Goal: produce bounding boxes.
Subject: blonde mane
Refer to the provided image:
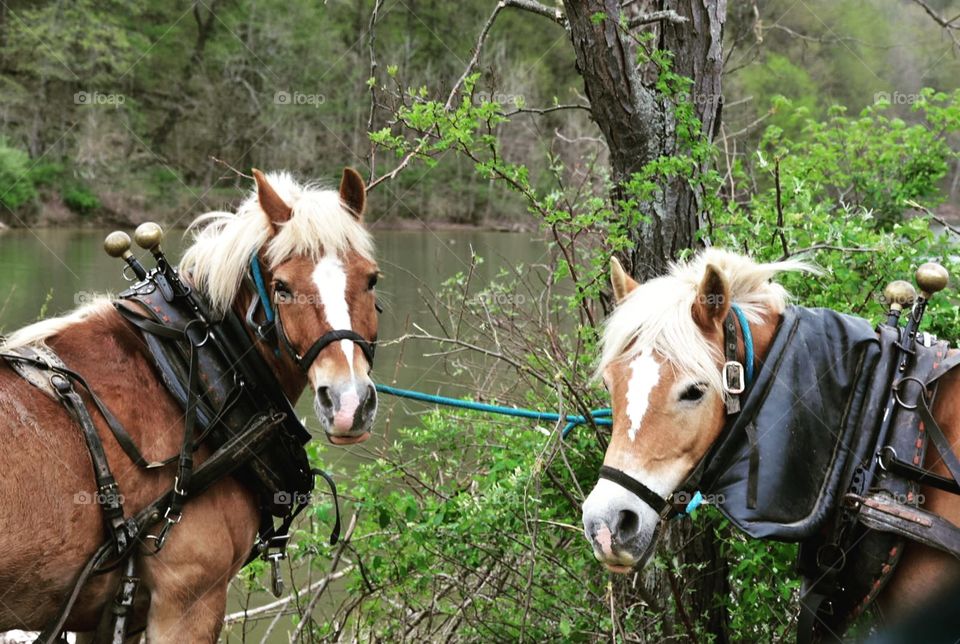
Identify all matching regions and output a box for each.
[2,171,373,350]
[597,249,812,392]
[180,171,373,316]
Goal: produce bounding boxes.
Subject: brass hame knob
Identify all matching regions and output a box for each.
[915,262,949,297]
[134,222,164,252]
[883,280,917,310]
[104,231,133,258]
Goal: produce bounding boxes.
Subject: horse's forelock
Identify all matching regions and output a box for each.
[596,249,810,391]
[180,172,374,316]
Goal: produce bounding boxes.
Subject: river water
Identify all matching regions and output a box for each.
[0,225,551,640]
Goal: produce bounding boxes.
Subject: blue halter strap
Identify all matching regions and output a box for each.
[250,254,275,323]
[730,303,754,386]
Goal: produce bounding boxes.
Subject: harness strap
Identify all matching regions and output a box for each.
[34,411,287,644]
[598,465,673,517]
[916,394,960,490]
[851,492,960,559]
[3,350,155,469]
[48,373,136,555]
[880,451,960,495]
[722,305,753,415]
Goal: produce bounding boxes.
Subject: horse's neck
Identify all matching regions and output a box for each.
[743,310,782,370]
[230,291,307,403]
[46,303,145,368]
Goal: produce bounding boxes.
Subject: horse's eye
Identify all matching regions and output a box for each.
[367,273,379,290]
[679,384,707,403]
[274,281,293,303]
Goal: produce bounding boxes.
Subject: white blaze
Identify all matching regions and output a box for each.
[625,349,660,441]
[312,255,355,377]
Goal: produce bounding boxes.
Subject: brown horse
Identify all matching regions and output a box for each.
[0,169,379,641]
[582,249,960,635]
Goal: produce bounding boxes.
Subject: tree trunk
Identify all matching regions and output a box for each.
[562,1,730,640]
[563,0,725,280]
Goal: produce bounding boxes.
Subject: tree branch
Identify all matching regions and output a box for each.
[627,9,688,29]
[912,0,960,50]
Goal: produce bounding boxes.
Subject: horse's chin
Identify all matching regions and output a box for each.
[604,563,634,574]
[326,431,371,446]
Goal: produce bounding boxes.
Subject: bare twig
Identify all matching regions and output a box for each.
[287,513,359,642]
[627,9,688,28]
[772,159,789,258]
[779,244,878,261]
[503,103,592,117]
[210,156,253,180]
[912,0,960,50]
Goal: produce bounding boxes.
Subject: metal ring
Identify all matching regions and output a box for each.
[892,375,929,411]
[877,445,897,471]
[121,264,137,282]
[815,543,847,572]
[183,319,210,347]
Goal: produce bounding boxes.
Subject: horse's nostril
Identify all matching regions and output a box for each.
[361,384,377,414]
[316,386,333,410]
[616,509,641,540]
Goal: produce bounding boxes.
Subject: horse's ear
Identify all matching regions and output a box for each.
[252,168,292,230]
[692,263,731,330]
[339,167,366,220]
[610,256,639,303]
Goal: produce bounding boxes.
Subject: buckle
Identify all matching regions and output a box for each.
[723,361,745,394]
[146,507,183,552]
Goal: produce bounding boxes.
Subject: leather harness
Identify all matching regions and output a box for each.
[596,303,960,642]
[3,251,373,643]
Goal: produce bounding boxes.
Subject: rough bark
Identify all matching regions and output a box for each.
[563,0,725,279]
[563,1,730,640]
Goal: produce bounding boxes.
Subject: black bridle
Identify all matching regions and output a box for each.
[598,305,753,518]
[246,254,377,372]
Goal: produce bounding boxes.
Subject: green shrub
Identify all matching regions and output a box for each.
[0,140,37,211]
[62,183,101,215]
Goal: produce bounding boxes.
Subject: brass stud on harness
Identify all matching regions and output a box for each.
[134,222,164,257]
[883,280,916,312]
[104,231,148,281]
[104,231,133,259]
[915,262,949,298]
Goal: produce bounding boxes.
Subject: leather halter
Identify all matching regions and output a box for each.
[598,305,754,517]
[247,254,377,372]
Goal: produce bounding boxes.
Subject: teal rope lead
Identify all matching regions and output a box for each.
[374,383,611,439]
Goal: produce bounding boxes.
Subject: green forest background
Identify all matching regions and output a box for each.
[1,0,959,227]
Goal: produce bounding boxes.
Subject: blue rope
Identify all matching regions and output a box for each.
[374,383,611,439]
[730,304,754,385]
[250,255,275,323]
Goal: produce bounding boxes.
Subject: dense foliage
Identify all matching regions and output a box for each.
[0,0,958,225]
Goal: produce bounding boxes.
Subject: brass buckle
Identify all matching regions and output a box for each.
[723,361,745,394]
